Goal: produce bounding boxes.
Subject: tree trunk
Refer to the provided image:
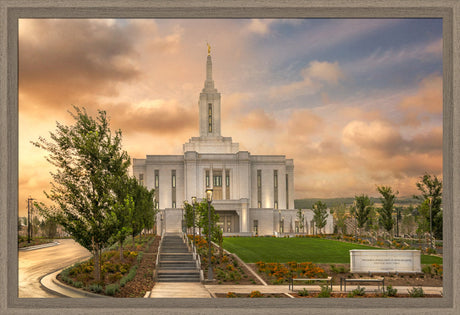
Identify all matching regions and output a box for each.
[119,240,124,262]
[94,247,101,282]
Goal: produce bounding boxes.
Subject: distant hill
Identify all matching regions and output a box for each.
[294,196,420,209]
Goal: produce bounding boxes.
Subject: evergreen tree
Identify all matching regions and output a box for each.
[377,185,398,237]
[352,195,373,236]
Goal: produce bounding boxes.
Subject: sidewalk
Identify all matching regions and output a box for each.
[148,282,212,298]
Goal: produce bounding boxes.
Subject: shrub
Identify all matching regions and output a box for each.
[227,292,237,298]
[422,265,432,275]
[108,272,123,283]
[348,286,365,297]
[137,252,144,263]
[432,264,443,277]
[120,265,138,287]
[73,281,83,288]
[384,285,397,297]
[298,288,309,297]
[408,287,424,297]
[88,284,103,293]
[330,264,347,274]
[317,285,332,298]
[105,283,120,296]
[249,290,263,298]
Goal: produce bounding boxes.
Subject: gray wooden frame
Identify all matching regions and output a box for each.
[1,1,458,314]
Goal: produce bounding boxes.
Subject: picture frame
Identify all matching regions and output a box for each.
[1,1,458,314]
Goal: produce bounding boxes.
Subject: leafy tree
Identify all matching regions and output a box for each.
[183,201,195,235]
[351,195,373,236]
[109,195,134,261]
[42,217,58,239]
[296,209,305,233]
[196,200,220,243]
[413,173,443,239]
[122,177,156,240]
[215,227,224,258]
[32,216,41,238]
[313,201,328,234]
[32,106,131,281]
[377,186,398,237]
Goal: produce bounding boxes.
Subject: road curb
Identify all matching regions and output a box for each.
[41,268,109,298]
[19,241,60,251]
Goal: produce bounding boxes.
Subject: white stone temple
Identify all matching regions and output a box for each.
[133,48,333,236]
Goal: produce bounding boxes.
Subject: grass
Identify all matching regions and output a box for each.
[222,237,442,264]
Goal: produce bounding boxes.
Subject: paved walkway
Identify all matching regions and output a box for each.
[148,282,212,298]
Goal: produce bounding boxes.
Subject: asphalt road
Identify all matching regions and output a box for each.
[18,239,91,298]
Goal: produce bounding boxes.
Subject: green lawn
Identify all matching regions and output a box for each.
[222,237,442,265]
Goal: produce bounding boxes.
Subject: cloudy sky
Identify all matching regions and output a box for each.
[18,18,443,216]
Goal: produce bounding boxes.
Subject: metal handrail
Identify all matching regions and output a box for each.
[153,230,164,282]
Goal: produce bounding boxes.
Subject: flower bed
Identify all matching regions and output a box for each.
[58,234,158,296]
[254,261,327,284]
[189,235,262,285]
[215,292,289,298]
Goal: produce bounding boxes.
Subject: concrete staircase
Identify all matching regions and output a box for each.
[157,233,201,283]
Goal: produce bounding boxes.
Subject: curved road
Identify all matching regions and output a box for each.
[19,239,91,298]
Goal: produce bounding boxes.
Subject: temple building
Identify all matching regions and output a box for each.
[133,48,333,236]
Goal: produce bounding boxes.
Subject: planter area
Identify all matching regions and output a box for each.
[57,234,160,297]
[190,235,263,285]
[248,262,442,287]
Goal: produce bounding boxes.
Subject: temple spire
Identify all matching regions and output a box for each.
[199,46,220,137]
[204,44,214,90]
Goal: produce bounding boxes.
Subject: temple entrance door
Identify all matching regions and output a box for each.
[213,172,223,200]
[216,211,239,233]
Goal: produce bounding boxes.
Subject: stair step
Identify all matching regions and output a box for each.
[156,234,200,283]
[157,278,200,282]
[158,271,200,276]
[160,262,196,266]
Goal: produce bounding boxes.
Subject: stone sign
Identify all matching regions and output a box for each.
[350,250,421,273]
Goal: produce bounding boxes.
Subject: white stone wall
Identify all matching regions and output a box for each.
[249,155,293,210]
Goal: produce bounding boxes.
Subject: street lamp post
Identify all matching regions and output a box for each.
[428,196,433,250]
[206,188,213,281]
[153,196,157,235]
[191,196,197,246]
[27,197,35,244]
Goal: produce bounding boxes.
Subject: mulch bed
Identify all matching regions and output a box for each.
[115,236,160,297]
[292,293,442,298]
[215,293,289,298]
